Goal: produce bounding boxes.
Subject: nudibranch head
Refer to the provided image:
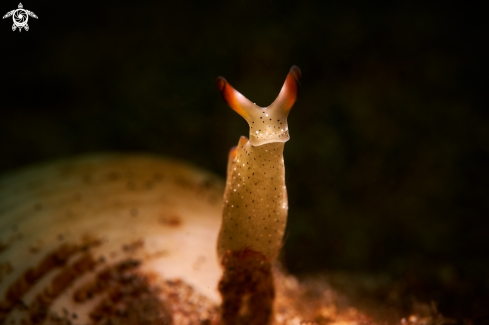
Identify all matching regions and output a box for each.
[216,66,301,146]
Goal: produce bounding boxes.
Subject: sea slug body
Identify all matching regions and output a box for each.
[215,66,301,325]
[216,66,301,260]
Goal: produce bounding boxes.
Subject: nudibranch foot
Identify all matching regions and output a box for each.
[218,248,274,325]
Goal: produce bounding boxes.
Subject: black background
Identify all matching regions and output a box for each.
[1,0,487,321]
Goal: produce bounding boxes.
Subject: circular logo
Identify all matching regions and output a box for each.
[13,9,28,27]
[3,3,38,32]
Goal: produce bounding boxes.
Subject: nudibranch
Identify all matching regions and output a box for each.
[216,66,301,325]
[216,66,301,260]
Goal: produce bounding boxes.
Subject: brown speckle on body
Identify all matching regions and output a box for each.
[28,245,40,255]
[106,171,121,181]
[158,215,182,227]
[0,241,8,254]
[0,262,13,284]
[122,239,144,253]
[153,172,164,182]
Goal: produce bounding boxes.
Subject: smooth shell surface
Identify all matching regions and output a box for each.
[0,154,224,324]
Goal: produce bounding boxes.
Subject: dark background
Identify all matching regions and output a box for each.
[1,0,487,321]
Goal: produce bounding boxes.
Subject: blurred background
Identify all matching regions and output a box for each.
[1,0,487,321]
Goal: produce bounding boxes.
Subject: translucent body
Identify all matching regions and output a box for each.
[217,138,287,259]
[216,66,301,260]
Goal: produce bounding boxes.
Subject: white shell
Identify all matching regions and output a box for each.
[0,154,224,324]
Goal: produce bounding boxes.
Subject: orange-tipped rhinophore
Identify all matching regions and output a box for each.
[216,66,301,146]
